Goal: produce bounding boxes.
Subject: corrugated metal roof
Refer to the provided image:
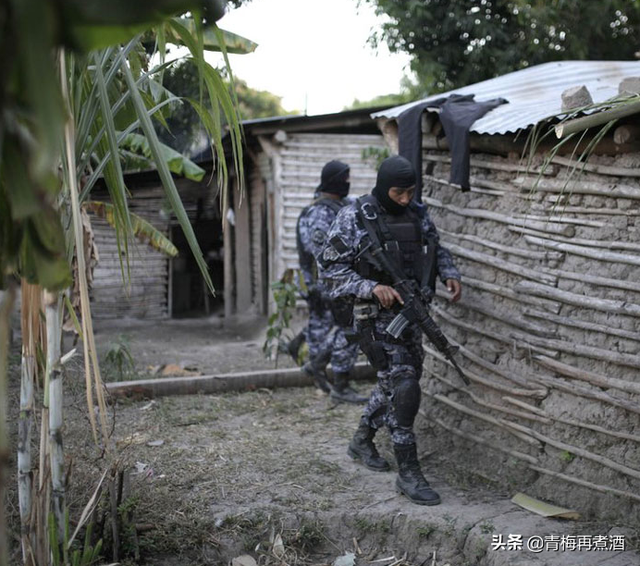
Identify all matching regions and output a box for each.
[371,60,640,135]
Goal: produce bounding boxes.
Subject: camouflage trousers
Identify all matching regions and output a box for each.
[306,303,359,374]
[359,315,424,445]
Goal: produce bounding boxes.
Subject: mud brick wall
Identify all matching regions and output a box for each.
[418,148,640,520]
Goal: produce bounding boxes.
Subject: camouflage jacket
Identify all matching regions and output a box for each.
[297,196,352,289]
[319,199,460,300]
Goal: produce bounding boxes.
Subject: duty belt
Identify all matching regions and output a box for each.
[353,302,379,320]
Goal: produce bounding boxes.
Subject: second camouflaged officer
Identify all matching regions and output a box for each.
[296,160,367,404]
[318,155,461,505]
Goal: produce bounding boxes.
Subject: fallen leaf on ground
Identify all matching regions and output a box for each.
[231,555,258,566]
[511,492,581,520]
[333,551,356,566]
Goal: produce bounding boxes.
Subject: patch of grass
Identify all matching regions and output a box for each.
[479,520,495,534]
[353,516,391,535]
[416,523,437,539]
[287,518,325,553]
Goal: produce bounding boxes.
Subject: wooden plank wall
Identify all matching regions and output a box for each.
[90,189,170,319]
[417,144,640,519]
[274,133,388,281]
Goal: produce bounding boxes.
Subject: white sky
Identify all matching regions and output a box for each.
[207,0,413,115]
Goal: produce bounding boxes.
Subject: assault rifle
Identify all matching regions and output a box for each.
[370,245,469,385]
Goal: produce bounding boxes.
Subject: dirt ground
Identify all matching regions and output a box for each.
[5,313,640,565]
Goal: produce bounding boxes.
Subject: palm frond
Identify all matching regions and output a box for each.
[86,201,178,257]
[121,56,215,294]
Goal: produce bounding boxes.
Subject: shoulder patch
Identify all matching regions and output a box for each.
[312,229,326,246]
[322,246,340,262]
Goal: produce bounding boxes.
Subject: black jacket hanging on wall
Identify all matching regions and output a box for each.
[397,94,507,196]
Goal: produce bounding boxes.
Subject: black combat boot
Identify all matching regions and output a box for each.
[330,372,368,404]
[347,422,390,471]
[303,359,331,393]
[393,443,441,506]
[286,331,306,365]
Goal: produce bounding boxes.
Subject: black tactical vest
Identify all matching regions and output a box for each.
[354,195,428,286]
[296,197,346,278]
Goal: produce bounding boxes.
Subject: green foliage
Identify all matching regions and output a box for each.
[103,334,136,381]
[158,60,294,155]
[362,0,640,92]
[361,146,391,170]
[49,510,103,566]
[263,269,300,365]
[560,450,576,463]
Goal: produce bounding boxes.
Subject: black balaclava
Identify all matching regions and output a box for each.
[317,160,350,197]
[372,155,416,215]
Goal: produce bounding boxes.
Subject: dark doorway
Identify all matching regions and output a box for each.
[170,199,224,318]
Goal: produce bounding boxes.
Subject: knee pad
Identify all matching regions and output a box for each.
[392,374,421,428]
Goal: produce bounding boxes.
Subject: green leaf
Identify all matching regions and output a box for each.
[121,57,214,295]
[86,201,178,257]
[165,19,258,54]
[121,132,205,181]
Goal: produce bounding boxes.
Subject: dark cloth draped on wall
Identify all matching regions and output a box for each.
[397,94,507,197]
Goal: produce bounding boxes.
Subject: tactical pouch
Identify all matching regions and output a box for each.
[330,296,355,326]
[362,340,389,371]
[354,317,388,371]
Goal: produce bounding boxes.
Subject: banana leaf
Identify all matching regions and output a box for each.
[121,132,206,181]
[86,201,178,257]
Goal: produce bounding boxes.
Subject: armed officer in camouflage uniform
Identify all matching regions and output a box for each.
[318,155,462,505]
[296,160,367,404]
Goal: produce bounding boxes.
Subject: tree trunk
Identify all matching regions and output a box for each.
[0,284,16,566]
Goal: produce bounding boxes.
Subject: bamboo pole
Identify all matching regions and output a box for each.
[511,213,605,228]
[509,226,640,264]
[0,284,16,566]
[534,355,640,396]
[425,196,576,238]
[505,420,640,482]
[18,282,41,565]
[425,414,539,465]
[423,344,548,399]
[555,100,640,138]
[426,175,506,197]
[426,369,551,424]
[422,152,552,175]
[424,390,542,448]
[524,309,640,344]
[105,362,376,399]
[531,373,640,417]
[44,290,65,545]
[550,154,640,178]
[444,242,558,286]
[515,280,640,317]
[529,203,639,216]
[435,302,640,368]
[435,289,554,338]
[513,176,640,199]
[432,305,560,358]
[440,229,564,261]
[453,341,548,397]
[613,125,640,145]
[462,276,562,314]
[529,466,640,504]
[524,235,640,266]
[503,396,640,443]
